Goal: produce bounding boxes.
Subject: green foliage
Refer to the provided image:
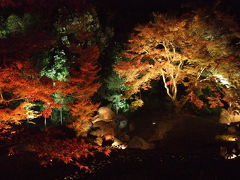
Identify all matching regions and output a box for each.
[104,72,128,92]
[100,72,130,113]
[55,9,113,51]
[97,42,131,113]
[50,108,70,125]
[38,9,105,127]
[56,11,100,34]
[108,94,130,113]
[52,92,74,110]
[0,13,35,38]
[50,91,75,125]
[111,43,130,64]
[40,49,69,81]
[6,14,23,32]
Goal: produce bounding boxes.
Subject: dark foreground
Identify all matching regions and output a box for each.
[0,146,240,180]
[1,113,239,180]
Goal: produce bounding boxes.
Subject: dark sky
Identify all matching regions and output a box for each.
[92,0,184,41]
[92,0,240,42]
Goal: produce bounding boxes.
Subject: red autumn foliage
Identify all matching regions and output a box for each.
[0,60,62,132]
[6,128,111,171]
[0,0,107,172]
[188,92,204,109]
[0,0,101,137]
[53,27,101,135]
[30,137,109,171]
[41,108,53,119]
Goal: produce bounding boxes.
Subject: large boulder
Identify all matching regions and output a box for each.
[219,109,240,125]
[90,106,130,148]
[92,106,115,123]
[90,120,128,148]
[90,107,117,142]
[90,120,117,139]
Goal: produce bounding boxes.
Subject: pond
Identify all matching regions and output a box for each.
[1,113,240,180]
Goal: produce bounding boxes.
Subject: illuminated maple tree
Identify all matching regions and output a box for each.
[0,0,101,131]
[0,60,62,132]
[114,11,240,111]
[0,0,109,172]
[59,31,101,136]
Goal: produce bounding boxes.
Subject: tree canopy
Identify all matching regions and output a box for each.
[114,11,240,111]
[0,0,108,170]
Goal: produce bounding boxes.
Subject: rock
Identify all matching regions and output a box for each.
[90,121,116,139]
[111,138,127,149]
[90,121,127,149]
[219,109,240,124]
[127,136,155,150]
[90,107,117,145]
[90,107,132,148]
[92,106,115,123]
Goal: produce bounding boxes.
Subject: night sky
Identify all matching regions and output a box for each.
[92,0,240,42]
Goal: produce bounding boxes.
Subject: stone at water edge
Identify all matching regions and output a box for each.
[127,136,155,150]
[219,109,240,124]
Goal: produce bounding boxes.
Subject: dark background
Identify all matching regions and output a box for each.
[92,0,240,42]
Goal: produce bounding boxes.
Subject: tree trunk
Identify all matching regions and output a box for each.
[44,117,47,127]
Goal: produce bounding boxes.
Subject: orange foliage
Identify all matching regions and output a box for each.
[0,60,62,133]
[0,102,28,123]
[0,7,101,137]
[10,128,111,171]
[56,30,101,135]
[207,93,224,108]
[69,100,99,136]
[114,12,240,110]
[0,0,107,171]
[188,92,204,109]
